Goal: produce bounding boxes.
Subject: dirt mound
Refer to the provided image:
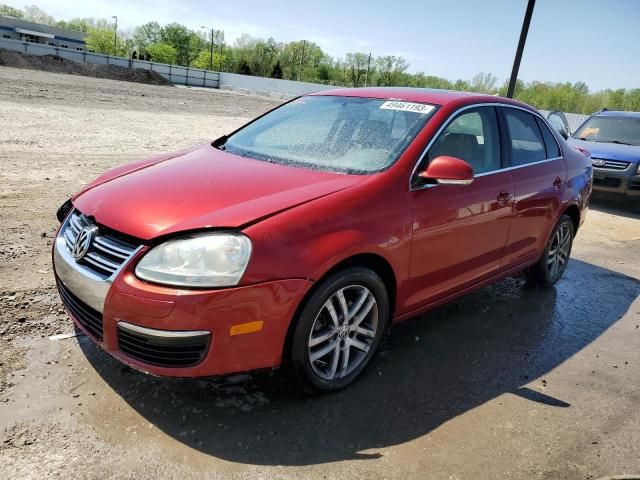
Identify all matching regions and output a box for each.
[0,48,173,86]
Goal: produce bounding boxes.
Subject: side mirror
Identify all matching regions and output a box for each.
[418,156,474,185]
[558,128,569,140]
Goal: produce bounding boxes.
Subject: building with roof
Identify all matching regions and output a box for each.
[0,14,87,51]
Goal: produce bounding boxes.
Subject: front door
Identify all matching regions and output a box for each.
[405,106,514,311]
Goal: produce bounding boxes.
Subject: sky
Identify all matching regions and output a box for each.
[6,0,640,91]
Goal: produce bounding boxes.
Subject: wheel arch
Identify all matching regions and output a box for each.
[281,252,397,367]
[562,203,581,233]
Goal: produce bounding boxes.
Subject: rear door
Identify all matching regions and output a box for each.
[500,106,566,270]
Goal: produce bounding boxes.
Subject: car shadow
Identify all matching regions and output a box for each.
[79,259,640,466]
[589,197,640,220]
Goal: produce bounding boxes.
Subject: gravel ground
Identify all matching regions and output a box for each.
[0,65,639,480]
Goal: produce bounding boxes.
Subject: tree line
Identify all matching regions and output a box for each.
[2,4,639,114]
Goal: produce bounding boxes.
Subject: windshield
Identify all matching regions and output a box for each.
[573,115,640,146]
[221,95,437,174]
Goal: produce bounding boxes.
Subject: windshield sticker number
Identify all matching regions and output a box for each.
[380,101,434,114]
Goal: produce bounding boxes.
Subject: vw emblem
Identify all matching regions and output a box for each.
[72,226,97,261]
[338,325,349,339]
[592,158,606,167]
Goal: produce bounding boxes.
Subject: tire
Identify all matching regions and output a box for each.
[526,214,574,287]
[290,267,390,392]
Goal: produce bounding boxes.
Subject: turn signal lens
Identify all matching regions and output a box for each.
[229,321,264,336]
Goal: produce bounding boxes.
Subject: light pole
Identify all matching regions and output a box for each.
[201,26,214,71]
[112,15,117,56]
[364,52,372,87]
[298,40,306,81]
[506,0,535,98]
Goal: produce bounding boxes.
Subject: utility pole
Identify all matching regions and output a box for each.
[201,27,215,71]
[209,28,214,71]
[364,52,372,87]
[298,40,306,81]
[112,16,117,55]
[219,43,223,71]
[506,0,535,98]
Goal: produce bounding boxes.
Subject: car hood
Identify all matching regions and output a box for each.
[569,138,640,163]
[73,144,367,240]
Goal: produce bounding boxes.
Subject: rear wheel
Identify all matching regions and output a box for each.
[290,267,389,392]
[526,214,574,287]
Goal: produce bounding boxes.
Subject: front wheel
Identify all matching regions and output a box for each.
[526,214,574,287]
[290,267,389,392]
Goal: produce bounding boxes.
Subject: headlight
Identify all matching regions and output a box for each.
[637,163,640,174]
[135,233,252,287]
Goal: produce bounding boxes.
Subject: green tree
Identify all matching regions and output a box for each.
[251,38,278,77]
[160,23,203,66]
[238,60,252,75]
[470,72,498,93]
[191,49,226,70]
[279,40,324,81]
[375,55,408,86]
[22,5,54,24]
[132,21,162,50]
[270,60,284,79]
[452,79,471,91]
[344,52,369,87]
[0,4,25,18]
[146,42,178,64]
[86,27,122,55]
[317,64,330,83]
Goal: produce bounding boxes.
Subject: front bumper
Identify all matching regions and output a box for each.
[592,165,640,199]
[53,218,313,377]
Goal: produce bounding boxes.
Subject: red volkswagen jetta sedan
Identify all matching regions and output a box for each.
[53,88,592,391]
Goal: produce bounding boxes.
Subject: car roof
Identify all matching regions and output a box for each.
[309,87,532,110]
[593,110,640,118]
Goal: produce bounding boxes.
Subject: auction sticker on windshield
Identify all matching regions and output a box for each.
[380,101,435,114]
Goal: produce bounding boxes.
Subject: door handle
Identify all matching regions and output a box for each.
[553,177,563,189]
[497,191,512,207]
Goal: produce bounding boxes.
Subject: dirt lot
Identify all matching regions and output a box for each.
[0,48,172,86]
[1,65,639,480]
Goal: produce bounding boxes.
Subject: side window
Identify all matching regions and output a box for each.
[504,109,546,166]
[428,107,501,174]
[535,117,561,158]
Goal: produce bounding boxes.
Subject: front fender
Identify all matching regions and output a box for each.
[241,175,412,291]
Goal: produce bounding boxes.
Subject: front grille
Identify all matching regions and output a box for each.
[593,177,622,188]
[62,211,140,278]
[57,280,103,340]
[117,325,210,368]
[592,158,630,170]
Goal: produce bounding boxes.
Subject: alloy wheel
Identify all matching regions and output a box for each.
[547,222,571,280]
[307,285,379,380]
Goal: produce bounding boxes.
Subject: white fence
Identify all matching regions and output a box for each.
[0,37,219,87]
[218,72,334,99]
[539,109,589,132]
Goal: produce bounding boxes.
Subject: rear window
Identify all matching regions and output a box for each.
[535,117,561,158]
[504,109,546,166]
[222,96,437,174]
[573,116,640,146]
